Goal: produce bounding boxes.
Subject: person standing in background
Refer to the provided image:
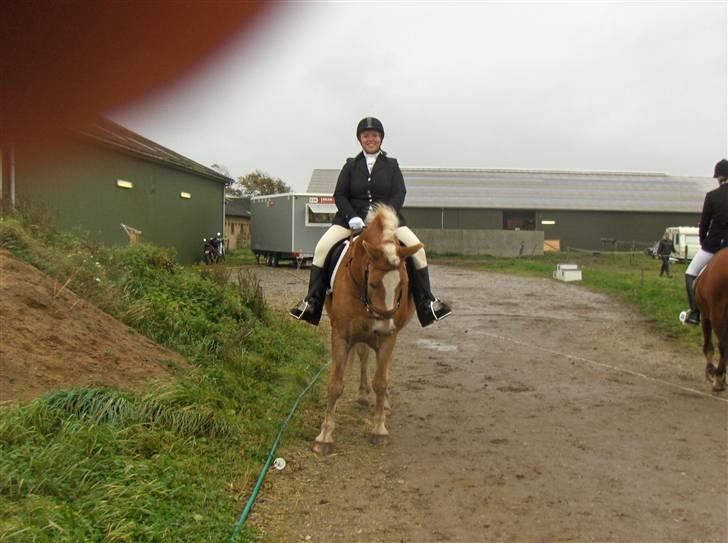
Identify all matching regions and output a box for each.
[656,233,675,277]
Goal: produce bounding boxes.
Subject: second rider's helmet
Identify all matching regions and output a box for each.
[713,159,728,179]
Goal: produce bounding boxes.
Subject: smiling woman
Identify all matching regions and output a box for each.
[289,117,452,328]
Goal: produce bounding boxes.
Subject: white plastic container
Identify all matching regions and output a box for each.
[553,263,582,282]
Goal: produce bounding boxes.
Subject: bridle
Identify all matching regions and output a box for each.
[346,236,405,320]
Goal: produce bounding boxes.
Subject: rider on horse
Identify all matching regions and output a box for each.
[682,158,728,325]
[290,117,452,327]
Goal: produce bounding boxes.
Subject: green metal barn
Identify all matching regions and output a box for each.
[1,118,230,263]
[308,167,714,253]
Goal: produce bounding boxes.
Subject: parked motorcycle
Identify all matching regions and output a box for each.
[210,233,225,262]
[202,237,219,265]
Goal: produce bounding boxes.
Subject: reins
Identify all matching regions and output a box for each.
[346,233,404,320]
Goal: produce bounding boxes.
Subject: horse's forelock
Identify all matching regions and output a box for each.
[366,204,399,241]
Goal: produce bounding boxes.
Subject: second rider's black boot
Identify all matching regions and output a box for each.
[683,274,700,325]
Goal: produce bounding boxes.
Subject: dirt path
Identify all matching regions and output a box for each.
[248,264,727,543]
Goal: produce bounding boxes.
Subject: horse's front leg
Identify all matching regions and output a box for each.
[354,343,371,407]
[313,334,350,455]
[370,335,396,445]
[701,319,716,382]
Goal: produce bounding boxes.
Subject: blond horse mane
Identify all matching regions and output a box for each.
[365,205,400,266]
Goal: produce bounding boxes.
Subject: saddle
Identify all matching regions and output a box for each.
[321,235,414,295]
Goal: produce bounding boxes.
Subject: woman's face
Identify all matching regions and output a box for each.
[359,130,382,154]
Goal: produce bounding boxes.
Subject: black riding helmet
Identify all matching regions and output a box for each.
[356,117,384,139]
[714,159,728,179]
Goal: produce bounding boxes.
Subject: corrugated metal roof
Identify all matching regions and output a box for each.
[75,118,232,184]
[308,167,714,213]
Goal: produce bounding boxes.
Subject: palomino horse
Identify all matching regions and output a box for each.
[695,248,728,392]
[313,205,421,454]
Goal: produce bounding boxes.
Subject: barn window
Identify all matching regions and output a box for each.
[541,220,556,225]
[503,211,536,231]
[116,179,133,189]
[180,192,191,199]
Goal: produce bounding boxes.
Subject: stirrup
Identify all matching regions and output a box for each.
[679,309,700,325]
[289,299,322,325]
[430,299,452,322]
[418,299,452,327]
[289,300,309,320]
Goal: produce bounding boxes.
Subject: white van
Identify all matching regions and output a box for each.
[663,226,700,261]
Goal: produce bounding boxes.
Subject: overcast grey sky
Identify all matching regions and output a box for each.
[112,1,727,191]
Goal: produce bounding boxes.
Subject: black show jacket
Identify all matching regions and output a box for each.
[699,183,728,253]
[332,151,407,228]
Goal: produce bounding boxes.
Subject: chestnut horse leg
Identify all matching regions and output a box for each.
[313,334,350,455]
[354,343,371,407]
[713,316,727,392]
[354,343,392,414]
[702,318,715,382]
[370,335,396,445]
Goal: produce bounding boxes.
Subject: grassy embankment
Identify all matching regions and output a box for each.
[431,251,701,347]
[0,213,327,543]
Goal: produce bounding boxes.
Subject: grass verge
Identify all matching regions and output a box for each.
[0,214,327,542]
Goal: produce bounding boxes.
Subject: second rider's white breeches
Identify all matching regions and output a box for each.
[312,225,428,270]
[685,248,714,276]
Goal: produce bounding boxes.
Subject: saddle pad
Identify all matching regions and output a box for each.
[324,235,359,294]
[327,241,350,293]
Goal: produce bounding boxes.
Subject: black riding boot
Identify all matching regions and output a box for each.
[289,266,326,325]
[410,266,452,327]
[684,274,700,325]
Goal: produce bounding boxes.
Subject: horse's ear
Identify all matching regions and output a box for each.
[362,241,382,260]
[397,243,423,258]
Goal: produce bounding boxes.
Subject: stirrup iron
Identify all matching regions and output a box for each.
[289,300,309,320]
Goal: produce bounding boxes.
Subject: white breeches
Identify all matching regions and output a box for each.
[312,225,428,270]
[685,248,714,276]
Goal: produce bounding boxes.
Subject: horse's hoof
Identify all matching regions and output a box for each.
[712,381,725,392]
[370,433,389,446]
[356,397,370,408]
[384,407,392,416]
[312,441,334,455]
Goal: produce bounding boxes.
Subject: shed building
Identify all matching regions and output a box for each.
[224,196,251,249]
[308,168,714,252]
[2,118,230,263]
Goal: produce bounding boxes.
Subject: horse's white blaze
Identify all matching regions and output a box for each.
[382,243,399,266]
[382,270,400,310]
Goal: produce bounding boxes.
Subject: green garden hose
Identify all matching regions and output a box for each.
[229,361,330,541]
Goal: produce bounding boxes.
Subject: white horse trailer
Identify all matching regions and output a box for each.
[663,226,700,262]
[251,193,337,267]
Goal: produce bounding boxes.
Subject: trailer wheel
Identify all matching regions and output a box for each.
[265,253,273,266]
[271,253,279,267]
